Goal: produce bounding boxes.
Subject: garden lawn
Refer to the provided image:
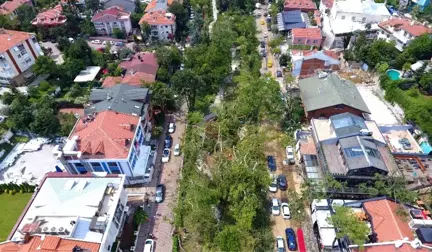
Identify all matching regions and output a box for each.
[0,193,32,241]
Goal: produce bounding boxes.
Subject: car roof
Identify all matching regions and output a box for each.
[175,143,180,148]
[272,198,278,204]
[169,122,174,126]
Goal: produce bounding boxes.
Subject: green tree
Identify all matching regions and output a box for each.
[402,62,412,75]
[32,56,57,76]
[65,39,93,65]
[156,67,170,83]
[86,0,101,13]
[376,62,389,74]
[419,72,432,94]
[30,97,60,136]
[155,46,182,70]
[15,5,36,32]
[279,53,290,67]
[140,21,151,41]
[168,2,189,41]
[79,16,97,36]
[113,28,126,39]
[8,94,34,130]
[171,69,204,109]
[133,206,149,226]
[56,36,71,51]
[327,206,370,247]
[149,81,176,111]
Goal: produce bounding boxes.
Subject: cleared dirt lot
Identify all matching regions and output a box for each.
[357,84,404,125]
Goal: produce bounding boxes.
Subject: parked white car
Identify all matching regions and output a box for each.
[161,148,170,163]
[286,146,295,164]
[144,239,154,252]
[91,40,101,44]
[168,122,176,133]
[276,236,285,252]
[173,144,181,156]
[272,198,280,216]
[281,203,291,219]
[269,174,278,193]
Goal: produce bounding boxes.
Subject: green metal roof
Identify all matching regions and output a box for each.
[299,74,370,114]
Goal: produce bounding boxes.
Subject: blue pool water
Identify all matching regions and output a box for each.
[387,69,401,80]
[420,141,432,155]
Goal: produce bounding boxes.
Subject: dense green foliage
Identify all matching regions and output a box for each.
[327,206,370,247]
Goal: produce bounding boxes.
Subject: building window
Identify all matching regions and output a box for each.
[165,25,168,28]
[297,39,301,42]
[74,163,87,174]
[17,44,27,55]
[313,40,317,43]
[335,104,344,109]
[108,162,122,174]
[91,162,104,172]
[24,57,32,64]
[32,37,37,43]
[341,16,345,20]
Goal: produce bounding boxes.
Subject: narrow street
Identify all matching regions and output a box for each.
[132,106,187,252]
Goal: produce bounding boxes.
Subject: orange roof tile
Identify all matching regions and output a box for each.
[91,6,130,22]
[70,110,139,159]
[379,18,432,37]
[139,9,175,26]
[102,76,123,88]
[0,235,100,252]
[123,71,155,85]
[0,29,32,53]
[284,0,316,10]
[145,0,174,12]
[31,5,67,26]
[353,243,429,252]
[292,28,322,40]
[0,0,31,15]
[363,199,414,242]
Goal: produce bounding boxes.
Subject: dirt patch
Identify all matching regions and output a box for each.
[338,69,375,84]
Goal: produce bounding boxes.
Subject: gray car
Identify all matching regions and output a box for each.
[155,184,165,203]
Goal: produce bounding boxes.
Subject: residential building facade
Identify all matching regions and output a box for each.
[8,172,127,252]
[291,28,322,46]
[31,5,67,27]
[377,17,432,51]
[91,6,132,36]
[298,73,370,119]
[291,50,340,78]
[0,29,43,85]
[139,9,176,41]
[0,0,32,20]
[53,110,154,185]
[321,0,391,49]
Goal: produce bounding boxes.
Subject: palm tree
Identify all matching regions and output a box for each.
[134,206,149,226]
[402,62,412,76]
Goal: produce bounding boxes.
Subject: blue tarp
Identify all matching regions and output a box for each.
[420,141,432,155]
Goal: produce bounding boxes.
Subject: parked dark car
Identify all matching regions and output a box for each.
[267,25,272,31]
[261,50,266,57]
[260,41,266,48]
[164,135,172,148]
[285,228,297,251]
[278,174,287,190]
[277,70,283,78]
[267,155,276,172]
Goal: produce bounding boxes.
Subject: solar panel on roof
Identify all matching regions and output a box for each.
[416,228,432,243]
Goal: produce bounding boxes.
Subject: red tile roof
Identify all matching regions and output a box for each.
[91,6,130,22]
[363,199,414,242]
[70,110,139,159]
[292,28,322,39]
[120,52,158,77]
[102,76,123,87]
[31,5,67,26]
[353,244,429,252]
[321,0,334,9]
[145,0,174,12]
[0,29,32,53]
[139,8,175,26]
[102,72,155,88]
[0,0,31,15]
[284,0,316,11]
[0,235,100,252]
[379,18,432,37]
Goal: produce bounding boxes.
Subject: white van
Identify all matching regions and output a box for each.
[144,239,154,252]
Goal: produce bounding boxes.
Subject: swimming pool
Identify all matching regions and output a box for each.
[387,69,401,80]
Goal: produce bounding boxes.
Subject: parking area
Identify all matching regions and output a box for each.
[40,42,64,64]
[357,84,404,125]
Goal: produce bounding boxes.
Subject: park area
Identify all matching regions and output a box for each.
[0,193,32,241]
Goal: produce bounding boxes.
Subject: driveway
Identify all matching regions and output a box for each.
[40,42,64,64]
[133,106,187,252]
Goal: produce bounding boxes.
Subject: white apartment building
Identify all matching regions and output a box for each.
[377,17,432,51]
[53,110,155,185]
[8,173,127,252]
[91,6,132,36]
[321,0,391,49]
[0,29,43,85]
[139,9,176,41]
